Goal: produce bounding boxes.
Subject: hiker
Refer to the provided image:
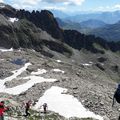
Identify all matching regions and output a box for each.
[40,103,48,114]
[0,101,9,120]
[112,83,120,107]
[24,100,31,117]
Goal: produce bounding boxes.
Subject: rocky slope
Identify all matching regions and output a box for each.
[0,47,120,120]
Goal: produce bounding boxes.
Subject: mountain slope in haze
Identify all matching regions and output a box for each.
[56,17,82,31]
[80,19,107,29]
[56,18,107,35]
[64,11,120,24]
[88,21,120,42]
[51,10,69,18]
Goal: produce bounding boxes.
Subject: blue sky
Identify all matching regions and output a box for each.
[1,0,120,12]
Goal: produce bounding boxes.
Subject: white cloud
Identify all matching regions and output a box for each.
[5,0,85,11]
[0,0,4,2]
[114,4,120,9]
[43,5,66,11]
[22,0,41,5]
[95,4,120,12]
[42,0,85,5]
[11,0,41,10]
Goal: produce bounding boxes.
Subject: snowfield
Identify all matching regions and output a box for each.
[35,86,103,120]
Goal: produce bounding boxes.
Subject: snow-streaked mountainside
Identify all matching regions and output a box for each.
[0,3,120,120]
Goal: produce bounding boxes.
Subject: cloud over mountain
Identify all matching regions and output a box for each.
[42,0,85,5]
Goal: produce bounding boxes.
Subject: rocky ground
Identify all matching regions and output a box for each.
[0,48,120,120]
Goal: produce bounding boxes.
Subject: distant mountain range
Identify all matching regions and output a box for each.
[51,10,69,18]
[57,17,120,42]
[57,18,107,30]
[53,10,120,24]
[80,19,107,29]
[56,18,109,37]
[88,21,120,42]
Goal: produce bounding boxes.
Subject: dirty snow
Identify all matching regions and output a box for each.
[0,48,13,52]
[35,86,103,120]
[52,69,65,73]
[31,69,47,75]
[8,18,18,23]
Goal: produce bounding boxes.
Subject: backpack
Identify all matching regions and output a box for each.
[114,84,120,103]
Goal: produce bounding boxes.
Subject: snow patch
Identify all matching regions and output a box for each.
[8,18,18,23]
[0,5,5,8]
[82,63,92,66]
[0,59,4,61]
[56,60,62,63]
[52,69,65,73]
[0,63,56,95]
[0,48,13,52]
[4,76,56,95]
[0,63,31,91]
[35,86,103,120]
[89,61,93,64]
[31,69,47,75]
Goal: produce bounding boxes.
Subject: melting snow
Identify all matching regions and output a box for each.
[8,18,18,23]
[52,69,65,73]
[31,69,47,75]
[35,86,103,120]
[0,48,13,52]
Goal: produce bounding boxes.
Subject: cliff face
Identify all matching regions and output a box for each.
[16,10,64,40]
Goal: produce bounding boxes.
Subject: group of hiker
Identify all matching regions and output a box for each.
[0,99,48,119]
[1,83,120,119]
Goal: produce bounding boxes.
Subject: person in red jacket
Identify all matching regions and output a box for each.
[0,101,9,120]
